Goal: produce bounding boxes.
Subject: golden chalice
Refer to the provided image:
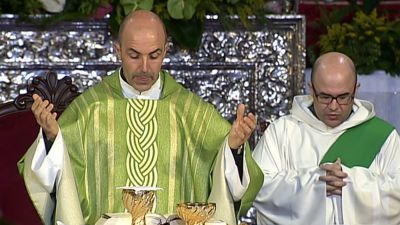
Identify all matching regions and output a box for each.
[122,188,156,225]
[176,202,216,225]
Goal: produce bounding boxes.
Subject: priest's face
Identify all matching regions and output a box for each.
[310,63,358,128]
[115,11,168,92]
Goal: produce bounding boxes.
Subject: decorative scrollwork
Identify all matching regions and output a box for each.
[0,14,305,147]
[14,70,80,111]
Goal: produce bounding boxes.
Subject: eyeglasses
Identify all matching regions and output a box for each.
[312,85,355,105]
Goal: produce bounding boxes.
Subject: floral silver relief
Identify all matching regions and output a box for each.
[0,14,305,145]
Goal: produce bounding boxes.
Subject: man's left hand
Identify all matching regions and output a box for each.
[319,158,348,196]
[228,103,257,150]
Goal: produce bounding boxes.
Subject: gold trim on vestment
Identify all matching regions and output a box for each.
[168,88,180,212]
[105,83,115,211]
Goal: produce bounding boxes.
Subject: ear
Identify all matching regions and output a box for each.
[114,41,122,60]
[354,82,360,97]
[356,82,360,91]
[308,82,314,94]
[162,42,169,57]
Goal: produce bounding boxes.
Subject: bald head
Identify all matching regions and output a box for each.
[118,10,167,45]
[311,52,357,85]
[115,10,168,92]
[310,52,358,128]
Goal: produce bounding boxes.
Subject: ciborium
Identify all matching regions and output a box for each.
[176,202,216,225]
[120,187,159,225]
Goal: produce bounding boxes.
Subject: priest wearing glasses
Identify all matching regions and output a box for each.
[231,52,400,224]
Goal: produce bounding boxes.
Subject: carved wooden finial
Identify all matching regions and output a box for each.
[14,70,80,111]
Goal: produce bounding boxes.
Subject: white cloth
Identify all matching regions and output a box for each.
[93,213,226,225]
[29,70,243,224]
[31,128,64,193]
[224,141,249,201]
[94,213,184,225]
[251,95,400,225]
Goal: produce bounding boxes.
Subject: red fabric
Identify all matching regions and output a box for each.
[0,111,42,225]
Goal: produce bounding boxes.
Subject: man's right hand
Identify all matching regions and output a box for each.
[228,103,257,150]
[31,94,59,141]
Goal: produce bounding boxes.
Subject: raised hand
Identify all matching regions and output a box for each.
[319,158,348,196]
[228,103,257,150]
[31,94,59,141]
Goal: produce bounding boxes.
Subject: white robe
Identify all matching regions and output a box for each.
[252,95,400,225]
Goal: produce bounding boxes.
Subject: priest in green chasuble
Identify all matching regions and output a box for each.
[19,10,263,225]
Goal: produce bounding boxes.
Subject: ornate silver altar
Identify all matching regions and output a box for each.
[0,14,305,145]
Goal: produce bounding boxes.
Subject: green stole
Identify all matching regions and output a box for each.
[320,117,394,168]
[237,146,264,216]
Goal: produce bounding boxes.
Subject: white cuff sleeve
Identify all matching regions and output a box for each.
[224,141,250,201]
[31,127,65,193]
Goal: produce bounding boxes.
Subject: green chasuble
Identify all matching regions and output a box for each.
[17,69,265,225]
[58,69,234,224]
